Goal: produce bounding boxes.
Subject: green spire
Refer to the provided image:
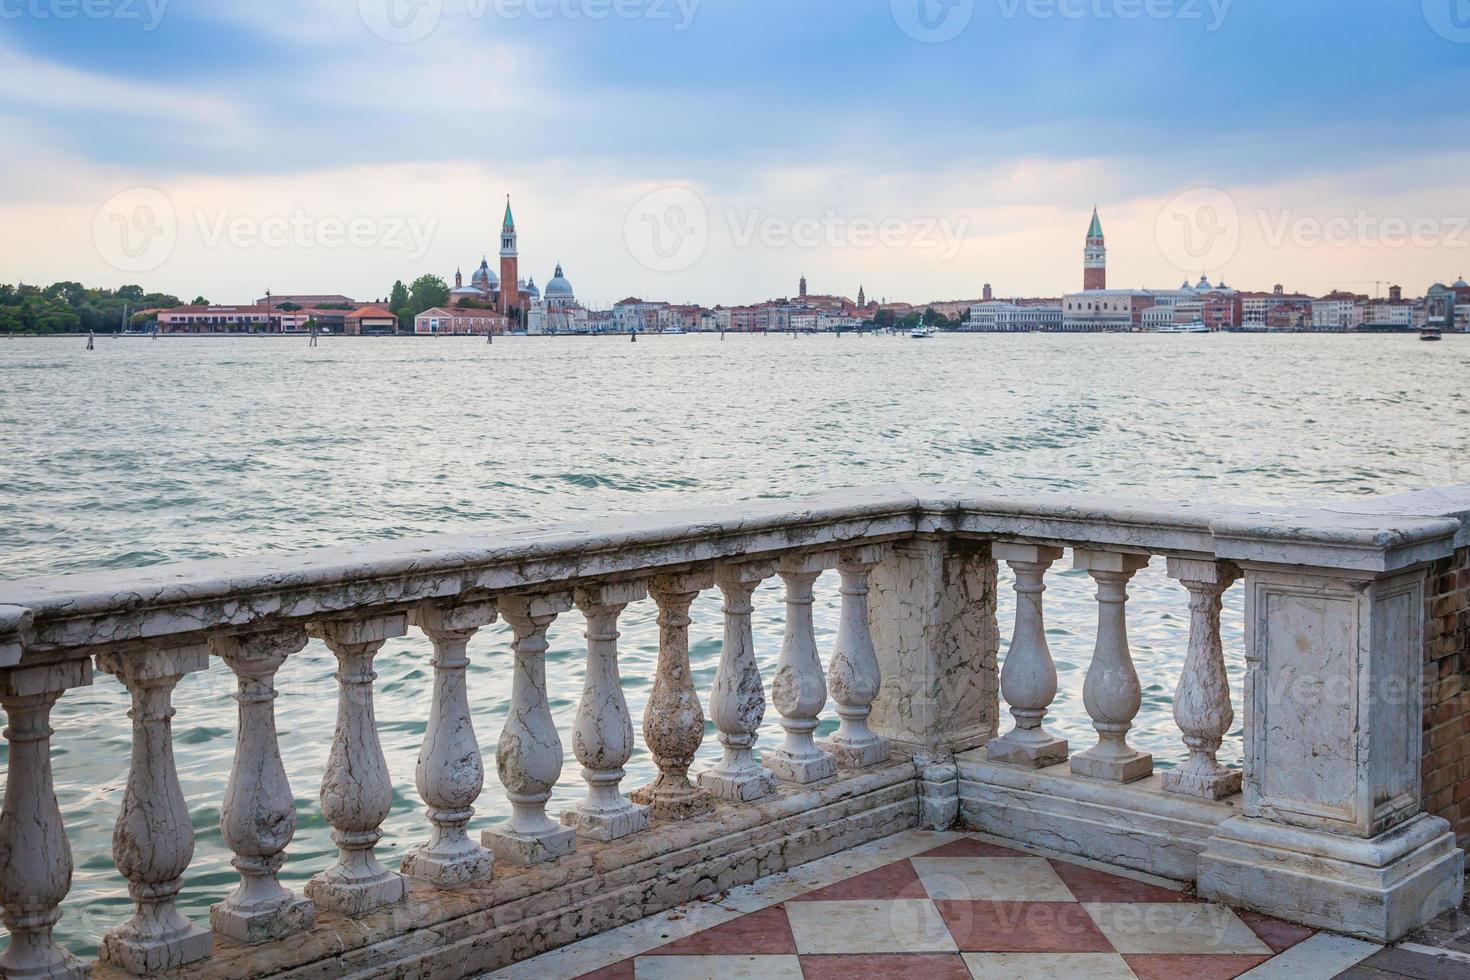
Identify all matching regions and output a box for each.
[503,196,515,230]
[1087,206,1103,239]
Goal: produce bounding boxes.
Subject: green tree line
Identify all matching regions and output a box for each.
[0,282,182,335]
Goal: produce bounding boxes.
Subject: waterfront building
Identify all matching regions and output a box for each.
[1426,278,1470,329]
[1241,284,1316,329]
[413,306,508,336]
[545,264,576,308]
[967,301,1063,332]
[1200,290,1243,330]
[343,306,399,336]
[1083,206,1107,291]
[158,304,311,333]
[1061,289,1155,331]
[1311,292,1368,331]
[254,293,356,307]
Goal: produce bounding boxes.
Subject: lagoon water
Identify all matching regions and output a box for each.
[1,332,1467,954]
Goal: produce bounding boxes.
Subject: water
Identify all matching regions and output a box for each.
[1,332,1467,956]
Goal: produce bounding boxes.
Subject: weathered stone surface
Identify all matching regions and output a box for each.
[986,544,1068,769]
[821,547,891,770]
[765,554,837,784]
[1160,559,1242,801]
[699,562,778,803]
[1070,550,1153,784]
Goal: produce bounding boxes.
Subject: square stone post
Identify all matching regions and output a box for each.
[1198,514,1466,942]
[868,537,999,829]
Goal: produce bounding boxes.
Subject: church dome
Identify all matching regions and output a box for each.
[546,263,574,297]
[1455,277,1468,288]
[471,258,498,289]
[523,277,541,300]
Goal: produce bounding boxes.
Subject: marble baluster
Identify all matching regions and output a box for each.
[0,660,92,980]
[986,544,1069,768]
[631,573,714,819]
[765,553,837,783]
[562,582,650,840]
[823,546,891,769]
[402,601,498,887]
[96,646,213,974]
[1162,559,1243,800]
[483,593,578,866]
[1070,550,1154,783]
[305,615,408,915]
[699,562,778,802]
[209,627,315,944]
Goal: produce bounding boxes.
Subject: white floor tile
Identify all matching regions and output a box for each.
[784,899,958,955]
[1082,902,1272,955]
[912,856,1076,902]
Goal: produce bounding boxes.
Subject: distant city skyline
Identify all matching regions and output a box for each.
[2,1,1468,304]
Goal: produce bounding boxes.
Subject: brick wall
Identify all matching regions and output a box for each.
[1423,546,1470,843]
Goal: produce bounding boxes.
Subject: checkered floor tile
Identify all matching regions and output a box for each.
[560,836,1321,979]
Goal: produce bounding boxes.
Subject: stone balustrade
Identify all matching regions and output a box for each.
[0,485,1466,977]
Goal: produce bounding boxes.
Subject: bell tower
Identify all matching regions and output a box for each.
[500,196,519,316]
[1084,206,1107,291]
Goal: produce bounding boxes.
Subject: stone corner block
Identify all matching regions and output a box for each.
[482,824,577,866]
[210,894,315,946]
[1165,556,1241,585]
[824,736,891,770]
[715,560,778,587]
[561,803,650,842]
[764,750,837,785]
[304,868,406,917]
[698,766,777,803]
[99,921,213,974]
[308,613,409,647]
[1162,766,1242,801]
[1070,749,1153,784]
[0,657,92,697]
[409,599,498,634]
[986,732,1068,769]
[991,542,1066,565]
[778,550,841,576]
[400,845,495,889]
[497,592,575,621]
[1073,549,1152,574]
[96,643,211,682]
[650,570,716,594]
[575,579,649,609]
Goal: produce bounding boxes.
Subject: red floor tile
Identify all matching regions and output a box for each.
[789,859,928,901]
[935,900,1116,952]
[919,837,1030,858]
[1233,908,1317,953]
[643,905,797,956]
[1124,953,1273,980]
[571,958,635,980]
[799,952,974,979]
[1047,860,1198,903]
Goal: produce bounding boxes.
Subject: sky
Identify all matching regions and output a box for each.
[2,0,1469,306]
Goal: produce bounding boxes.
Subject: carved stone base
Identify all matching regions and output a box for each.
[918,758,959,831]
[986,732,1068,770]
[304,866,405,916]
[209,894,315,946]
[400,842,495,888]
[699,765,777,803]
[1070,747,1152,784]
[823,736,890,770]
[764,748,837,784]
[1161,766,1242,801]
[630,781,714,820]
[1199,813,1465,943]
[561,802,650,842]
[0,952,91,980]
[100,921,213,975]
[483,824,577,866]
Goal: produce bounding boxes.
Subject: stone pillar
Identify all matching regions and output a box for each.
[402,601,497,888]
[631,573,714,819]
[822,545,890,769]
[1161,559,1242,800]
[210,627,315,945]
[1199,533,1466,942]
[484,593,577,865]
[1070,550,1153,783]
[562,582,650,841]
[305,615,408,915]
[867,537,998,759]
[986,544,1068,769]
[765,553,837,783]
[0,660,92,980]
[699,561,778,803]
[96,645,213,974]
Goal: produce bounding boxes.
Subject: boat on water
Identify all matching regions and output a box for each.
[1157,320,1211,334]
[1421,326,1443,342]
[664,327,686,335]
[909,326,934,339]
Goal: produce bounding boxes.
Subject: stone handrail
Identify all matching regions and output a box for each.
[0,483,1466,977]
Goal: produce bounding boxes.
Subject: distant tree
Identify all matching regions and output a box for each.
[191,296,211,306]
[874,309,896,329]
[276,301,301,311]
[409,274,450,314]
[117,285,146,302]
[390,280,410,311]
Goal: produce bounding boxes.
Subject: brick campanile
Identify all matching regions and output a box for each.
[1084,206,1107,291]
[500,197,519,316]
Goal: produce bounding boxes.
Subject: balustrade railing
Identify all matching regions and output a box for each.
[0,484,1464,975]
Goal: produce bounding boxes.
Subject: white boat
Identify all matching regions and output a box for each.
[664,327,686,335]
[1158,320,1210,334]
[909,326,934,338]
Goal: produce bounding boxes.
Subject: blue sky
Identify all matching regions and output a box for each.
[2,0,1468,305]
